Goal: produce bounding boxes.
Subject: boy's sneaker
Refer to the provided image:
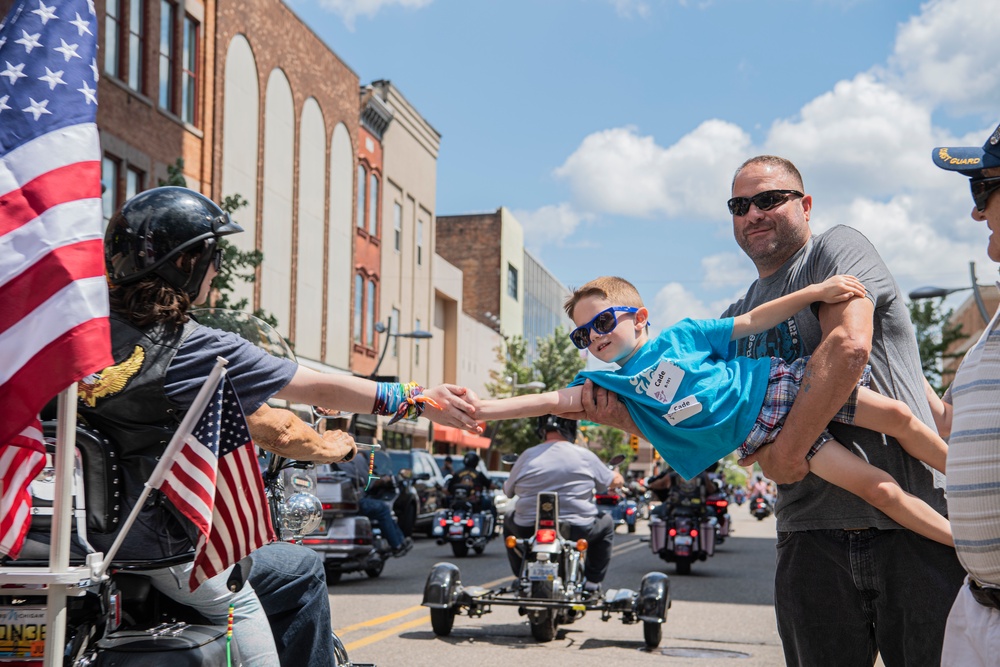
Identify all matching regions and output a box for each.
[391,537,413,557]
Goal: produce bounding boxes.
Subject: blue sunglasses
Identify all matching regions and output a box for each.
[570,307,639,349]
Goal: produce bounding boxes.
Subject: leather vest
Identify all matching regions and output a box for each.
[77,313,201,560]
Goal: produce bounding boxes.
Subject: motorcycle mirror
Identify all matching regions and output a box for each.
[607,454,627,467]
[500,453,519,466]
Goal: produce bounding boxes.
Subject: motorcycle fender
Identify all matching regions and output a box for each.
[636,571,670,623]
[422,562,462,609]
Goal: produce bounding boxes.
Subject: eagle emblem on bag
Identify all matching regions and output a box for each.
[78,346,145,407]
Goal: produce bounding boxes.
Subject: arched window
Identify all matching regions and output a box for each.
[368,173,379,236]
[356,164,366,229]
[366,280,376,347]
[353,273,364,343]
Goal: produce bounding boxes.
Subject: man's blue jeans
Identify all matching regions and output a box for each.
[774,528,965,666]
[249,542,336,667]
[359,496,404,549]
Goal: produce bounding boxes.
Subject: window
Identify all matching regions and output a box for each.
[416,219,424,266]
[353,274,363,343]
[125,167,143,201]
[391,306,400,357]
[414,318,422,366]
[105,0,122,78]
[128,0,145,92]
[393,202,402,252]
[102,156,120,226]
[158,1,174,111]
[365,280,376,347]
[181,15,199,124]
[507,263,518,300]
[356,164,366,229]
[368,173,379,236]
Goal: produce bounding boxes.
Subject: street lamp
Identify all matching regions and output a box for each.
[908,261,990,323]
[370,316,433,379]
[506,376,546,396]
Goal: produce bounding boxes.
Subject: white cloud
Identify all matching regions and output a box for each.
[513,203,591,250]
[553,120,750,219]
[607,0,651,18]
[317,0,432,29]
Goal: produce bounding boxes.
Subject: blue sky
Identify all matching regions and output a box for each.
[290,0,1000,331]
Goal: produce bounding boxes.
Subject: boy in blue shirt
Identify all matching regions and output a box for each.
[473,275,952,546]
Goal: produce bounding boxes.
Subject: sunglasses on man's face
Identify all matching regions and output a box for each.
[727,189,804,217]
[569,307,639,349]
[970,175,1000,212]
[211,247,223,272]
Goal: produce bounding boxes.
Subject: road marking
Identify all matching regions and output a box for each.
[334,604,425,635]
[343,615,428,652]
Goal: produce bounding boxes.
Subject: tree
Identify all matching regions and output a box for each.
[159,159,278,328]
[484,327,587,454]
[908,299,966,394]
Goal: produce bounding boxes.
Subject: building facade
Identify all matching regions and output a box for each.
[523,250,573,362]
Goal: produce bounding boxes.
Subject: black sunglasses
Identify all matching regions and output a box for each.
[727,189,804,217]
[569,307,638,349]
[211,247,223,272]
[970,175,1000,212]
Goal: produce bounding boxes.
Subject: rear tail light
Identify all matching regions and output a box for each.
[536,529,557,544]
[466,519,475,527]
[452,515,462,523]
[668,528,677,537]
[690,529,699,538]
[439,518,447,527]
[626,507,636,515]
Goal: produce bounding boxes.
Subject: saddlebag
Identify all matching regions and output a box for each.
[649,518,666,553]
[95,622,238,666]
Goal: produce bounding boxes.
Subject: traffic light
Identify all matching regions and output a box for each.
[629,434,640,454]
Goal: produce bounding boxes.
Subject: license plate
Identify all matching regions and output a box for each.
[0,606,46,659]
[675,535,692,546]
[448,525,464,536]
[328,519,354,539]
[527,562,558,582]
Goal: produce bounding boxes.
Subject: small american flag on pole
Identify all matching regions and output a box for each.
[0,418,46,558]
[154,374,276,589]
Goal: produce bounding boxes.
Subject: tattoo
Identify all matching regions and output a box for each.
[801,367,812,393]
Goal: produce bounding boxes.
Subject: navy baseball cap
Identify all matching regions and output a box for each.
[932,121,1000,176]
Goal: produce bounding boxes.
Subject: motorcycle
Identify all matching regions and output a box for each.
[594,490,639,533]
[430,487,496,557]
[422,454,669,648]
[0,310,372,667]
[705,487,732,545]
[302,441,398,584]
[750,495,773,521]
[649,499,717,575]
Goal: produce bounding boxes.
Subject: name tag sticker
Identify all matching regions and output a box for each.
[643,360,684,404]
[664,395,702,425]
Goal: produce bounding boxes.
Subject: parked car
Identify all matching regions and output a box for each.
[386,449,448,536]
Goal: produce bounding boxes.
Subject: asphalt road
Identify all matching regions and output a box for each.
[324,505,792,666]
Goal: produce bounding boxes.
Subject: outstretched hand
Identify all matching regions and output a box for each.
[423,384,483,434]
[815,275,866,304]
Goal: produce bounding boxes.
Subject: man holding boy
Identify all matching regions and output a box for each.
[580,156,964,665]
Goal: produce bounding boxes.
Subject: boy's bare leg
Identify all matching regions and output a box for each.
[808,440,953,546]
[852,387,947,473]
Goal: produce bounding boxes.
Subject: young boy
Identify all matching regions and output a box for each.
[473,275,952,546]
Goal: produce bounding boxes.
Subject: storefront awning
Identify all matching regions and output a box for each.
[433,423,492,449]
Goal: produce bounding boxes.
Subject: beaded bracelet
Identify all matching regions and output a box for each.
[371,381,442,425]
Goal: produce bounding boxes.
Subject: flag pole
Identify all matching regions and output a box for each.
[99,357,229,575]
[40,386,81,667]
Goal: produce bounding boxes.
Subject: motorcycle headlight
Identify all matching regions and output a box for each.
[279,492,323,536]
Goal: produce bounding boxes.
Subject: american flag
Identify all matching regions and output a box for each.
[155,375,276,590]
[0,419,46,558]
[0,0,112,557]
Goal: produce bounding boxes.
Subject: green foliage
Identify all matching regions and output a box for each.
[157,158,279,329]
[582,424,630,465]
[908,299,967,393]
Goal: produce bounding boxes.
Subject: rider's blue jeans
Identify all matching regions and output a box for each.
[249,541,337,667]
[774,528,965,666]
[359,496,404,549]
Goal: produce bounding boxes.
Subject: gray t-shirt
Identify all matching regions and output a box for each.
[504,440,615,527]
[721,225,946,531]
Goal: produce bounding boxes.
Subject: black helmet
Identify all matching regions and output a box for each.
[463,452,479,469]
[535,415,577,442]
[104,187,243,298]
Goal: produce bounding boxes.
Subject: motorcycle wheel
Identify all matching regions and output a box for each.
[451,541,470,558]
[643,621,662,648]
[365,559,384,578]
[529,581,557,643]
[430,606,456,636]
[676,558,692,575]
[627,522,636,534]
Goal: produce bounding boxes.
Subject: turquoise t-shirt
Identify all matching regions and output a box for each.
[570,317,772,480]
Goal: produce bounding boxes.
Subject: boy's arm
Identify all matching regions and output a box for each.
[473,385,583,420]
[730,274,865,341]
[925,378,953,439]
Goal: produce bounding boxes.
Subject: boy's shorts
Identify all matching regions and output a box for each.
[737,357,872,461]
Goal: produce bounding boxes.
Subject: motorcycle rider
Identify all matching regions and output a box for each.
[646,464,717,521]
[448,452,494,516]
[84,186,480,663]
[334,453,413,557]
[502,415,624,594]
